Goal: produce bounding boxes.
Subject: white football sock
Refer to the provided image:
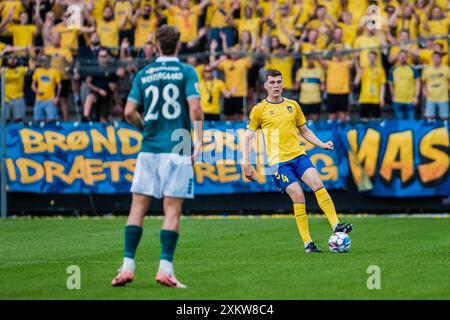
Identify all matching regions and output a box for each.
[121,257,135,272]
[159,259,174,275]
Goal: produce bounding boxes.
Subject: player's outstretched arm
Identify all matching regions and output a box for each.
[124,100,144,132]
[298,124,334,151]
[188,97,204,164]
[243,130,256,181]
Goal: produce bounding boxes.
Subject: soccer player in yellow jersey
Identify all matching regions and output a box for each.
[244,69,353,253]
[421,52,450,120]
[354,51,386,120]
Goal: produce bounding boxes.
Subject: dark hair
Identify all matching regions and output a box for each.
[265,69,282,80]
[156,25,180,55]
[368,50,378,56]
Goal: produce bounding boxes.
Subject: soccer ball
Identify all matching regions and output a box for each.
[328,232,351,253]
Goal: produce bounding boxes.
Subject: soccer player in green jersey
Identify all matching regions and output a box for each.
[111,25,203,288]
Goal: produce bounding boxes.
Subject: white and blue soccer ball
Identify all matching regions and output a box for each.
[328,232,351,253]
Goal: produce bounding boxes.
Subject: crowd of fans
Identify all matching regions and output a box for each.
[0,0,449,123]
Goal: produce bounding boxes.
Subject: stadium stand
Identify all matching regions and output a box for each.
[0,0,448,123]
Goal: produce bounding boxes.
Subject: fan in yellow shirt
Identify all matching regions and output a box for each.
[53,12,95,53]
[424,6,449,52]
[198,66,234,120]
[160,0,210,44]
[232,5,264,45]
[388,30,418,65]
[114,0,134,43]
[87,0,109,22]
[272,3,302,47]
[294,55,325,121]
[422,52,450,120]
[94,5,128,49]
[206,0,234,28]
[4,54,27,122]
[338,12,358,47]
[265,44,295,94]
[132,4,159,47]
[321,48,354,121]
[418,41,450,66]
[31,55,62,122]
[354,51,386,120]
[0,0,24,25]
[354,28,384,67]
[0,12,37,47]
[43,32,74,121]
[211,46,253,120]
[388,50,420,119]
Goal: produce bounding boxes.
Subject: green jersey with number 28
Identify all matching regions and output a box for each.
[127,56,200,154]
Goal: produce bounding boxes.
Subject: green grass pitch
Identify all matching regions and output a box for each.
[0,215,449,300]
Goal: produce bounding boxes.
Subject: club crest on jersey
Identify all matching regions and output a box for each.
[286,106,293,113]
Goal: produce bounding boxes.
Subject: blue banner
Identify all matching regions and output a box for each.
[2,120,449,197]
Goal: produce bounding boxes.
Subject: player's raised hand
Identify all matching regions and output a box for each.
[323,141,334,151]
[244,164,256,181]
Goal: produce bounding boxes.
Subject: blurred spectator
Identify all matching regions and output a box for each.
[265,44,295,98]
[294,54,325,121]
[421,52,450,121]
[22,0,54,23]
[207,0,237,52]
[160,0,210,54]
[31,54,62,122]
[0,1,25,24]
[321,48,354,121]
[0,11,37,48]
[0,0,447,122]
[354,26,385,68]
[114,0,134,44]
[337,11,357,48]
[232,4,266,49]
[34,6,56,48]
[424,5,449,52]
[131,4,159,48]
[4,53,28,122]
[388,50,420,119]
[82,48,120,122]
[77,32,102,63]
[388,29,418,65]
[388,3,418,40]
[198,65,234,120]
[53,6,94,53]
[186,55,205,82]
[89,5,127,50]
[212,46,252,120]
[43,32,73,121]
[354,51,386,121]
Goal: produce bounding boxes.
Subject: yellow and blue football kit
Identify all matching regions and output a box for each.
[247,97,314,193]
[247,97,343,247]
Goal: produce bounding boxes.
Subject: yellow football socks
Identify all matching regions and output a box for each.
[315,188,339,229]
[293,203,312,245]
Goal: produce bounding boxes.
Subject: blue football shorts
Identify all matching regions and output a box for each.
[271,154,315,193]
